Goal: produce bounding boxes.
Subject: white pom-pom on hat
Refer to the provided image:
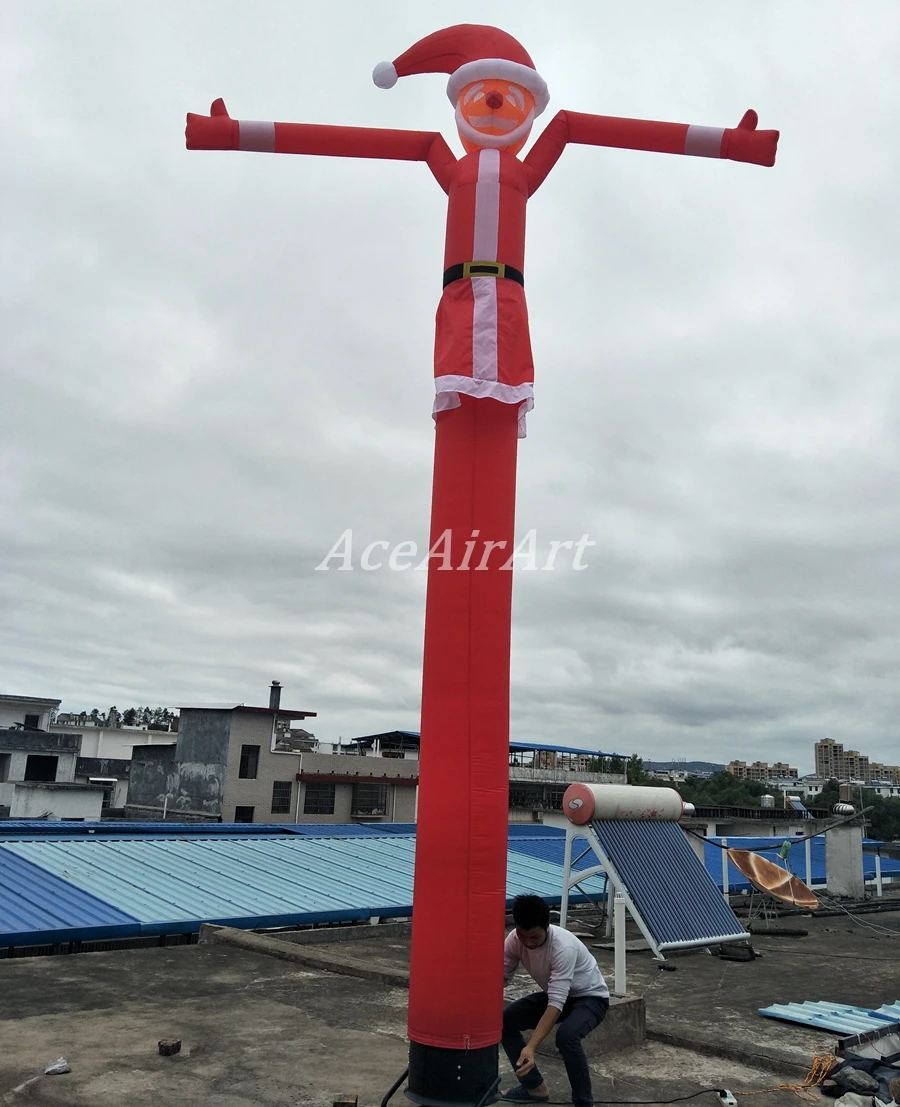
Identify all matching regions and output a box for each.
[372,61,398,89]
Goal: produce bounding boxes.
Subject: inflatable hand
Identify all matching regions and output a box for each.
[185,98,238,150]
[724,109,779,167]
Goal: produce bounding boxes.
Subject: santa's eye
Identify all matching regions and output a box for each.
[473,91,484,102]
[507,84,525,109]
[464,82,484,104]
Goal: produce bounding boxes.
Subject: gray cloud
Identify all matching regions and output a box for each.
[2,0,898,772]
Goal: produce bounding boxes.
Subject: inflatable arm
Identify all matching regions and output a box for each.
[525,108,778,193]
[186,99,457,190]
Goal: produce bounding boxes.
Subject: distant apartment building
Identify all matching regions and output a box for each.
[814,738,899,784]
[844,750,870,782]
[815,738,843,780]
[726,760,798,782]
[869,763,900,786]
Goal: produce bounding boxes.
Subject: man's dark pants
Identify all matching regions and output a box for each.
[502,991,609,1106]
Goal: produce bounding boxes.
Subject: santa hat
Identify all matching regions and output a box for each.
[373,24,550,116]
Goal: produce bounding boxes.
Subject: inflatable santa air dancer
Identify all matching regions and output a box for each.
[186,24,777,1105]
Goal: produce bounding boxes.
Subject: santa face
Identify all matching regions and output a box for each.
[456,78,536,155]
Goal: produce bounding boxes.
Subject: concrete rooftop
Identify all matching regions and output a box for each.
[2,902,899,1106]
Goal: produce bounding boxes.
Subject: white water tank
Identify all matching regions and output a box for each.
[760,794,775,808]
[563,783,683,824]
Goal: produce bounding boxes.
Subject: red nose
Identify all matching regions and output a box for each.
[485,91,504,110]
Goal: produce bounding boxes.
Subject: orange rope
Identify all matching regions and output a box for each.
[733,1047,836,1102]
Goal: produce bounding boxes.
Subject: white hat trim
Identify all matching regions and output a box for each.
[446,58,549,115]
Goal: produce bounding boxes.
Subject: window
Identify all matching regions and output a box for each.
[24,714,40,730]
[234,806,255,823]
[271,780,293,814]
[351,782,389,817]
[0,754,10,783]
[238,744,260,779]
[24,755,58,782]
[303,782,335,815]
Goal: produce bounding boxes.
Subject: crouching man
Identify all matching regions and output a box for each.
[501,894,610,1106]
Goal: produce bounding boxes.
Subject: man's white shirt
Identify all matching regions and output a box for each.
[504,925,609,1011]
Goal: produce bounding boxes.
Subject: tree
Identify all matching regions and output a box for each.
[626,754,649,786]
[122,708,138,726]
[819,779,840,810]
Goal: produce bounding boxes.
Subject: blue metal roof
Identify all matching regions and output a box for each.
[0,829,606,948]
[0,821,422,841]
[3,822,895,950]
[0,846,141,945]
[508,835,602,875]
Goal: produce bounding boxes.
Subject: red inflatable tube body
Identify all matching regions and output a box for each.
[409,396,519,1050]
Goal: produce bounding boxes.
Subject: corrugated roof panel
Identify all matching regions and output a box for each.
[0,846,141,945]
[758,1001,900,1033]
[1,833,606,945]
[509,835,604,876]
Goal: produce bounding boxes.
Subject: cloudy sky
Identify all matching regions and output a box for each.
[3,1,898,773]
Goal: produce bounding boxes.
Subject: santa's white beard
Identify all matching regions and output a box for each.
[455,105,535,150]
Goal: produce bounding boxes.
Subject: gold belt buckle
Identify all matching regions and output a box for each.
[462,261,505,279]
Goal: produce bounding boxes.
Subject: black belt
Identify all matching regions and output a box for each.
[443,261,524,289]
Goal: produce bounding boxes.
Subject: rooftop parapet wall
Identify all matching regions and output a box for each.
[508,766,627,785]
[0,731,81,753]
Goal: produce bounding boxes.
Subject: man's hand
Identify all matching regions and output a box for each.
[515,1045,536,1077]
[724,109,779,167]
[186,98,238,150]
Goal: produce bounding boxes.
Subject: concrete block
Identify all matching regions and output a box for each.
[202,925,411,989]
[529,996,645,1056]
[273,920,412,946]
[158,1039,182,1056]
[826,824,865,898]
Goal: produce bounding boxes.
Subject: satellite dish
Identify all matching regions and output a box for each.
[727,848,819,910]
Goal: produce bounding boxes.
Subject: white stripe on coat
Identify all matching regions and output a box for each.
[473,148,501,261]
[471,149,501,381]
[471,277,499,382]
